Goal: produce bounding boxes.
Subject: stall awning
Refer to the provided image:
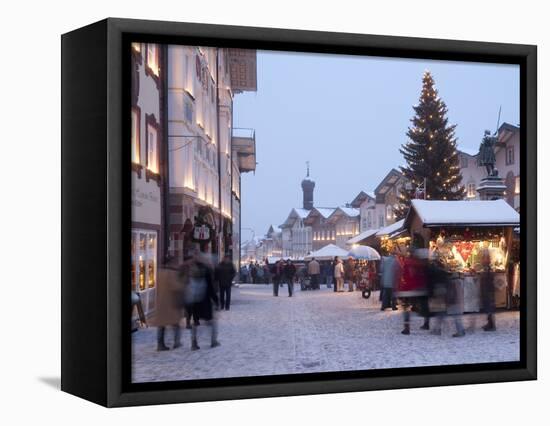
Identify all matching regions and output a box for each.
[407,199,520,228]
[347,229,378,245]
[376,219,405,237]
[304,244,349,261]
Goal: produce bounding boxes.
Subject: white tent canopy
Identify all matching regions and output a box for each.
[304,244,349,261]
[409,199,520,227]
[348,245,381,260]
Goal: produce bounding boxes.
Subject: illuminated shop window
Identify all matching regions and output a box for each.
[146,123,159,173]
[132,230,157,292]
[131,108,140,164]
[515,176,520,194]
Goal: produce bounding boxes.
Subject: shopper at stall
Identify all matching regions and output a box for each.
[332,257,339,292]
[380,254,399,311]
[480,246,497,331]
[344,257,356,292]
[334,257,345,292]
[396,248,429,335]
[307,257,321,290]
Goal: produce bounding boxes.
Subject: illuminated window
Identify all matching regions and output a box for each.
[131,42,141,53]
[515,176,520,194]
[145,115,159,174]
[131,107,140,164]
[132,230,157,293]
[386,205,393,220]
[146,44,159,77]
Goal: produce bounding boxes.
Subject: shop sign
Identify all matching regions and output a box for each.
[193,225,210,241]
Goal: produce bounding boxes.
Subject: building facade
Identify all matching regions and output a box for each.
[373,169,408,228]
[350,191,377,232]
[166,46,257,265]
[130,42,165,317]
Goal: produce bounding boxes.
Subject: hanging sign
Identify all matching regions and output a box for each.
[193,225,211,241]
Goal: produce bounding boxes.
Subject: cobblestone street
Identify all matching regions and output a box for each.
[132,284,520,383]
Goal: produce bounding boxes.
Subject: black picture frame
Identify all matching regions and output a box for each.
[61,18,537,407]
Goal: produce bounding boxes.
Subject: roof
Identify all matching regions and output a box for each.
[339,207,360,217]
[374,169,403,196]
[347,228,379,245]
[314,207,337,218]
[376,219,405,237]
[350,191,375,208]
[407,199,520,227]
[279,207,311,228]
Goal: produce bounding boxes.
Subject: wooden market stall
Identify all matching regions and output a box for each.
[404,199,520,312]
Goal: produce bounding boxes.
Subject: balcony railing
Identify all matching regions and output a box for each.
[232,128,256,173]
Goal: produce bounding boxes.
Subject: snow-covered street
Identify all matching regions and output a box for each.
[131,284,520,383]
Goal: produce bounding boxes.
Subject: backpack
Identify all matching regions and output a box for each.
[186,276,207,304]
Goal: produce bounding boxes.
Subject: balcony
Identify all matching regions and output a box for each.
[232,128,256,173]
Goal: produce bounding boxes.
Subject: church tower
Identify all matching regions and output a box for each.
[301,162,315,210]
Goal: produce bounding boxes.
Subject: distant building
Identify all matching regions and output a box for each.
[350,191,376,232]
[373,169,408,228]
[305,208,337,252]
[326,207,360,249]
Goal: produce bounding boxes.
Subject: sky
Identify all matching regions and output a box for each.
[233,50,520,241]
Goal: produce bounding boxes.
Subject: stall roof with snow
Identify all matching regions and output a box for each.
[304,244,349,260]
[347,228,379,245]
[376,219,405,237]
[406,199,520,228]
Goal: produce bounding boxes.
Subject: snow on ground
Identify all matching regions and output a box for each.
[131,284,520,383]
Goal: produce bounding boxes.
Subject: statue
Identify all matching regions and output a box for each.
[477,130,498,176]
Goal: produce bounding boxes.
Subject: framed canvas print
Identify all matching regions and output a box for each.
[61,18,537,407]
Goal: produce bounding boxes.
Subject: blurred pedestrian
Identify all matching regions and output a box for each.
[344,257,356,292]
[334,257,344,292]
[186,251,221,350]
[250,262,258,284]
[284,260,296,297]
[215,255,236,311]
[307,257,321,290]
[152,256,185,351]
[480,246,496,331]
[380,255,399,311]
[271,260,281,296]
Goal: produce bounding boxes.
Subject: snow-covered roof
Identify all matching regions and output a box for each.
[304,244,349,261]
[314,208,337,218]
[294,208,311,219]
[339,207,360,217]
[376,219,405,237]
[409,199,520,227]
[347,228,379,245]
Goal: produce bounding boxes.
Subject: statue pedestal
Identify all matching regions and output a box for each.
[477,176,506,200]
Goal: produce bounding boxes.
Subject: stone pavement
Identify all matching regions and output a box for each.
[131,284,520,383]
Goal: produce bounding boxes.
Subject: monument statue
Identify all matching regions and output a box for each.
[477,130,498,176]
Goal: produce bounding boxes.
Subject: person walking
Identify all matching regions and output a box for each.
[215,255,236,311]
[284,260,296,297]
[380,255,399,311]
[186,251,220,350]
[271,260,280,296]
[250,262,258,284]
[344,257,356,292]
[307,257,321,290]
[151,256,185,351]
[334,257,345,292]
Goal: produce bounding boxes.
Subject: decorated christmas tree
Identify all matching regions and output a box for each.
[395,71,465,219]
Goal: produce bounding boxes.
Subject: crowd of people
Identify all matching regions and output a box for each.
[146,244,500,353]
[150,250,236,352]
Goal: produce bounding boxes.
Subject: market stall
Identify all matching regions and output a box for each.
[404,199,520,312]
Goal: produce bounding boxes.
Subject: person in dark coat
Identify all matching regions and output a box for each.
[215,255,236,311]
[186,252,220,350]
[284,260,296,297]
[480,247,496,331]
[332,257,339,292]
[271,261,280,296]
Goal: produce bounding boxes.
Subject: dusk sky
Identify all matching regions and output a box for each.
[233,51,520,242]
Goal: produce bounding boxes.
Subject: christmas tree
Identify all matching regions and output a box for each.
[395,71,465,219]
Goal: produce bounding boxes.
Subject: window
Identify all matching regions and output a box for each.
[146,44,159,77]
[506,146,515,165]
[515,176,520,194]
[131,230,157,292]
[379,214,384,228]
[467,182,477,198]
[131,42,141,53]
[145,115,159,174]
[386,204,393,220]
[461,155,468,168]
[184,98,193,123]
[131,107,140,164]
